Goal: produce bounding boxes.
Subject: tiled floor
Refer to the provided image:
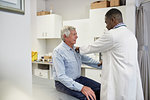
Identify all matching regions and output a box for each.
[32,75,78,100]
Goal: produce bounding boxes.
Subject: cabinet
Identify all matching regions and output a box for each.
[34,69,50,79]
[32,61,102,81]
[85,68,101,83]
[36,14,62,39]
[32,62,53,79]
[89,6,126,38]
[82,65,102,83]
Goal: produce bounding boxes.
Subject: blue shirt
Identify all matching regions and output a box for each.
[52,41,101,91]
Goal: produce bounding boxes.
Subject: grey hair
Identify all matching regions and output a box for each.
[61,26,76,41]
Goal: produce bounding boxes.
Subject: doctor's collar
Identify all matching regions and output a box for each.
[113,23,126,29]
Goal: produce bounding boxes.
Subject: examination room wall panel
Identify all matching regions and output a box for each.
[63,19,93,47]
[0,0,32,99]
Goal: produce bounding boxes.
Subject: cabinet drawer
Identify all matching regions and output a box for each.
[34,69,49,79]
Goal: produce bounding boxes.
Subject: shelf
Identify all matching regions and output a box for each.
[37,37,61,39]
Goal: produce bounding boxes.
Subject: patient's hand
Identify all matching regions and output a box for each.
[81,86,96,100]
[75,47,80,53]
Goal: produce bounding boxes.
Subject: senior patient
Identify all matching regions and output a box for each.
[52,26,101,100]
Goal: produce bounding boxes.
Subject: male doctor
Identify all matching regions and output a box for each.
[77,8,144,100]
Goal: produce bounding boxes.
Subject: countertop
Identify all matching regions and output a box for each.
[32,61,101,70]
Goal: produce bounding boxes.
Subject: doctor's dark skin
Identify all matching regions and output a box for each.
[105,16,120,30]
[105,10,123,30]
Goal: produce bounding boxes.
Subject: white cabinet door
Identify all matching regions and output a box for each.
[85,69,101,83]
[36,14,62,39]
[90,6,126,38]
[37,15,47,38]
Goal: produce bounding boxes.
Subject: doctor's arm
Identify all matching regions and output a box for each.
[80,33,113,54]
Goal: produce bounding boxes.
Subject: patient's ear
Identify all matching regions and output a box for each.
[64,34,68,41]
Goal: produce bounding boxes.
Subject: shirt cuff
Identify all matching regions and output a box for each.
[74,82,84,91]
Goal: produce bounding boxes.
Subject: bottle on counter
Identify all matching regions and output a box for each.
[50,6,53,14]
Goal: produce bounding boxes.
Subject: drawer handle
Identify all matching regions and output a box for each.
[39,72,42,76]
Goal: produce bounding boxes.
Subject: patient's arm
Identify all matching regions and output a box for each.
[81,54,102,69]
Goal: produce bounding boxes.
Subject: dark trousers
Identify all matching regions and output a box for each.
[55,76,100,100]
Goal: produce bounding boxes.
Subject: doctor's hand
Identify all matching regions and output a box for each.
[98,60,102,67]
[75,47,80,53]
[81,86,96,100]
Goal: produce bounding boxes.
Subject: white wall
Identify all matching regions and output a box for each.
[46,39,62,53]
[0,0,32,99]
[36,0,98,53]
[63,19,92,46]
[31,0,46,59]
[35,0,136,55]
[126,0,136,34]
[45,0,98,20]
[44,0,136,33]
[37,0,46,12]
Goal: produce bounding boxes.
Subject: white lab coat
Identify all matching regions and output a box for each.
[80,26,144,100]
